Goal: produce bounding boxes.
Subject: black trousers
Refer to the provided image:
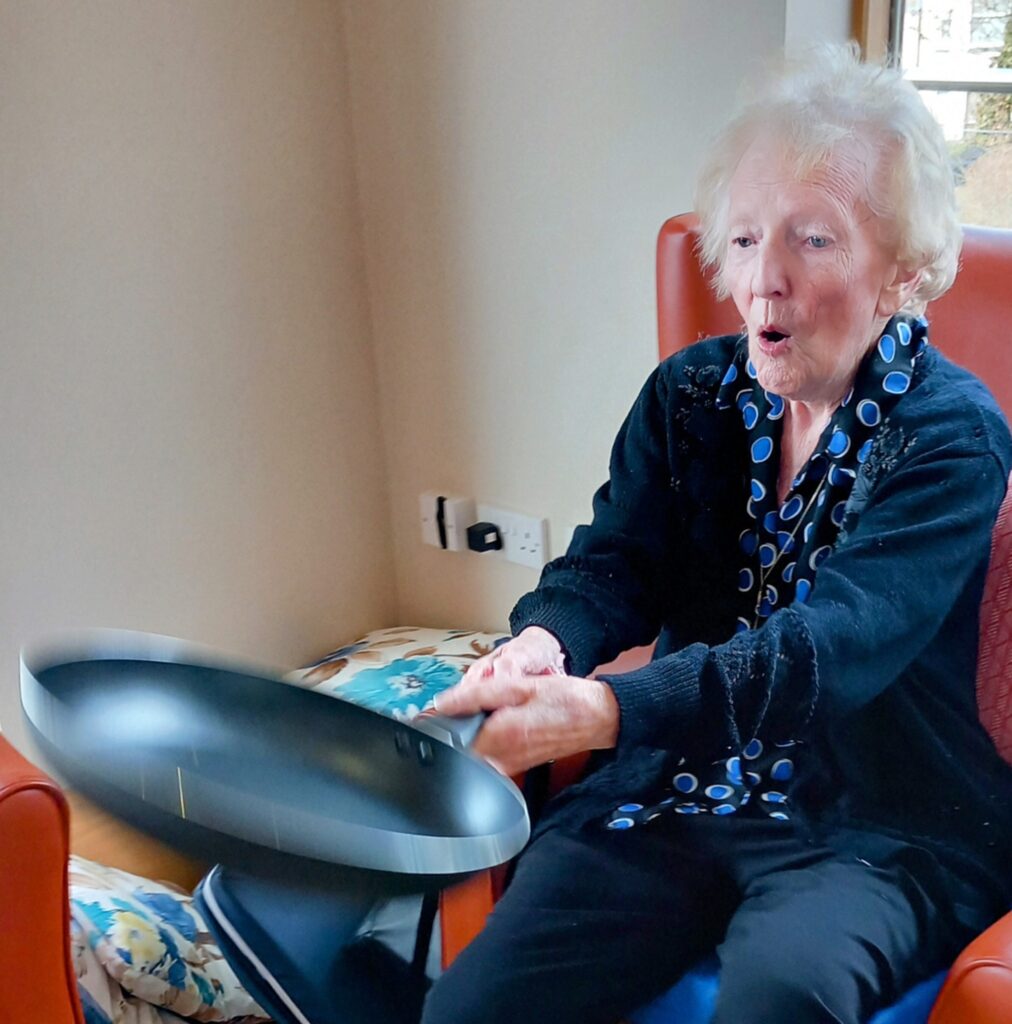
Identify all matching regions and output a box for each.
[422,814,989,1024]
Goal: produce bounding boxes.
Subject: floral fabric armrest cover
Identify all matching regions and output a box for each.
[286,626,508,721]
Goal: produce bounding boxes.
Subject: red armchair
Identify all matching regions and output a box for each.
[443,216,1012,1023]
[0,738,82,1023]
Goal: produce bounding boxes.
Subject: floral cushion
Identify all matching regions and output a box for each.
[73,914,191,1024]
[287,625,508,721]
[69,856,269,1023]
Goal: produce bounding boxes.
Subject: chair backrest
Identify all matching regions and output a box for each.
[978,481,1012,764]
[655,213,1012,765]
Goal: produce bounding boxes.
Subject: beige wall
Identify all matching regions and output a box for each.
[785,0,853,46]
[0,1,395,752]
[0,0,853,757]
[345,0,814,634]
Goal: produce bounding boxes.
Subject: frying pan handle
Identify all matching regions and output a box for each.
[411,711,487,752]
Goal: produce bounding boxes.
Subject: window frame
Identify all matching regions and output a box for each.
[869,1,1012,230]
[865,0,1012,95]
[852,0,895,60]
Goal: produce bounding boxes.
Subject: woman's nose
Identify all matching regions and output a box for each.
[752,241,791,299]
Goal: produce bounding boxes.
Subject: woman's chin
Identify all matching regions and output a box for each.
[754,363,799,400]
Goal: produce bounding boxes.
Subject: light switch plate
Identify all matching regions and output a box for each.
[476,504,549,569]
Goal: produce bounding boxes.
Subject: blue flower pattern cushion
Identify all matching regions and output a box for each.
[288,626,508,720]
[69,856,268,1023]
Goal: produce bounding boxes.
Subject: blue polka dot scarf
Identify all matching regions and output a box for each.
[605,314,927,832]
[723,313,927,635]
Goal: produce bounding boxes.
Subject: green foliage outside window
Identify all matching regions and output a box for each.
[973,16,1012,144]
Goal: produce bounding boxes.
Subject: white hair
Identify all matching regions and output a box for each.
[694,43,961,314]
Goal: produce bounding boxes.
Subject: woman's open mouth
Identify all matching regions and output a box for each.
[757,326,792,355]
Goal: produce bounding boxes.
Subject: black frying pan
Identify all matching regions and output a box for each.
[20,630,529,878]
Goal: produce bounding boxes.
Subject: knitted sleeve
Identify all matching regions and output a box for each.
[600,439,1009,758]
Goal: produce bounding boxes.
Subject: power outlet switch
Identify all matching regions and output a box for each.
[476,504,549,569]
[442,496,476,552]
[419,492,476,551]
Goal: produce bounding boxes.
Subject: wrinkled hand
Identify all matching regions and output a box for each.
[433,667,620,777]
[461,626,568,685]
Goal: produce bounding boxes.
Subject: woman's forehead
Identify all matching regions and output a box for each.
[728,135,875,221]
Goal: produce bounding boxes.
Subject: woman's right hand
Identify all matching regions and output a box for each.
[461,625,567,685]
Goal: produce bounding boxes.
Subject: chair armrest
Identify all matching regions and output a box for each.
[440,869,499,967]
[0,735,83,1024]
[929,908,1012,1024]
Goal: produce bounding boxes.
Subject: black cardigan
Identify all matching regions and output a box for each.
[511,335,1012,915]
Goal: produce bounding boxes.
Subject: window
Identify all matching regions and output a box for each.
[894,0,1012,227]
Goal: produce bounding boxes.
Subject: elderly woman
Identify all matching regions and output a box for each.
[424,47,1012,1024]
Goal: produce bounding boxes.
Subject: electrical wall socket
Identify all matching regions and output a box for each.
[442,495,476,551]
[476,503,549,569]
[419,492,476,551]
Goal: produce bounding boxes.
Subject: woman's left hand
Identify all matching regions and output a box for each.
[432,671,619,777]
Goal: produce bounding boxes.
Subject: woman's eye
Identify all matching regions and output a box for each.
[731,236,753,249]
[807,235,829,249]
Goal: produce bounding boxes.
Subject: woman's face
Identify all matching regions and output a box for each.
[723,137,909,408]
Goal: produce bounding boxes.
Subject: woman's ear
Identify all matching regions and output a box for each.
[877,262,923,318]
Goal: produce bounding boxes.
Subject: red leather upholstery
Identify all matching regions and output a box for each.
[0,735,83,1024]
[930,904,1012,1024]
[927,227,1012,416]
[656,213,739,360]
[978,481,1012,763]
